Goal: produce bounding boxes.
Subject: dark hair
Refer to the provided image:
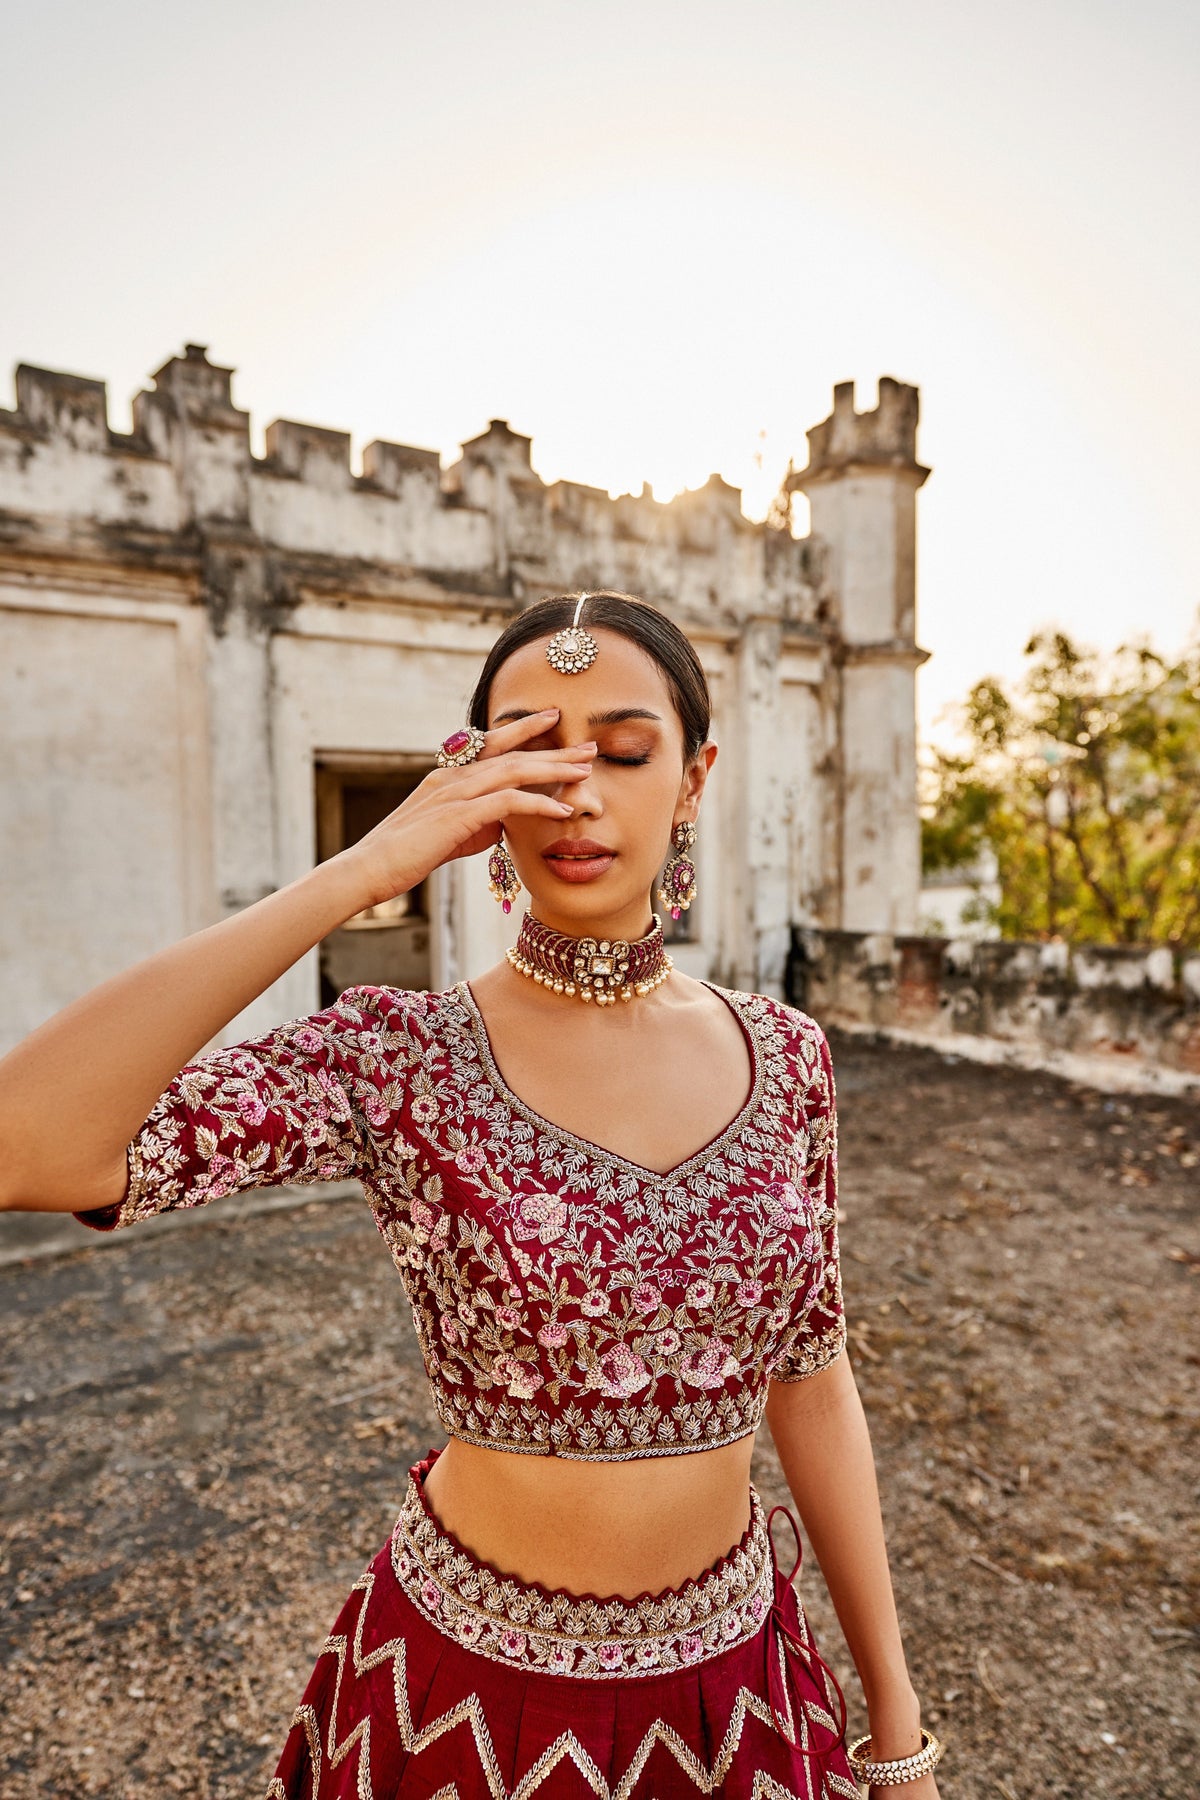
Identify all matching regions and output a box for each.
[469,591,712,759]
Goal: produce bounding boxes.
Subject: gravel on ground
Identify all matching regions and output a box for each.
[1,1032,1196,1799]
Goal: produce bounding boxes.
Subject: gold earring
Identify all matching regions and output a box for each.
[658,821,698,920]
[488,839,522,914]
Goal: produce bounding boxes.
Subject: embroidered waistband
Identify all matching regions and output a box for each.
[390,1454,775,1680]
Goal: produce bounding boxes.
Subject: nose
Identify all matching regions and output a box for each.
[554,761,603,817]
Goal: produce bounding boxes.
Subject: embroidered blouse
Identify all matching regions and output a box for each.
[75,982,847,1460]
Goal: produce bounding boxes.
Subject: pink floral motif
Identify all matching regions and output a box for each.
[680,1340,738,1390]
[293,1026,326,1055]
[454,1612,482,1645]
[440,1316,460,1345]
[597,1643,625,1670]
[492,1354,543,1400]
[495,1303,521,1330]
[768,1307,789,1332]
[598,1344,652,1400]
[456,1144,486,1175]
[411,1196,445,1244]
[679,1633,705,1665]
[420,1579,442,1613]
[631,1281,661,1314]
[364,1093,391,1129]
[635,1641,661,1668]
[302,1113,330,1149]
[235,1088,268,1128]
[686,1277,715,1308]
[735,1279,763,1307]
[547,1645,575,1673]
[537,1322,570,1349]
[580,1290,610,1317]
[512,1192,569,1244]
[764,1180,807,1228]
[655,1328,682,1355]
[199,1153,239,1200]
[500,1629,527,1657]
[750,1591,766,1622]
[315,1067,352,1121]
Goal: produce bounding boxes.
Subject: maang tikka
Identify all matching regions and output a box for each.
[488,837,523,914]
[546,594,599,674]
[658,820,698,921]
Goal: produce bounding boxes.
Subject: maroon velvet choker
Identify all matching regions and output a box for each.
[506,912,673,1004]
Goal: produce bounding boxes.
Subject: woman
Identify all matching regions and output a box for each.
[0,592,943,1798]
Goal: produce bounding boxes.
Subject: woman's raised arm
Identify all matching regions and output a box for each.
[0,713,593,1215]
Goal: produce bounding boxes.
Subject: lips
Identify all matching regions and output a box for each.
[542,837,616,884]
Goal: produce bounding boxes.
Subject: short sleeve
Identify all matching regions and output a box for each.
[770,1019,847,1382]
[73,985,412,1233]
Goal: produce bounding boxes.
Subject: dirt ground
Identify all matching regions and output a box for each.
[1,1032,1196,1800]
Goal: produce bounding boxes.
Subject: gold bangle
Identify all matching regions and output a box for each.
[846,1725,944,1786]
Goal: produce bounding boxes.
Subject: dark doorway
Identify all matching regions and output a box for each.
[314,755,434,1005]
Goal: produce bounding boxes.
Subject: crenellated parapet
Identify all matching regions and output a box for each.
[0,345,829,630]
[791,375,930,485]
[0,343,931,1045]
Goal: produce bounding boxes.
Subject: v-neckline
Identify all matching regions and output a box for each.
[454,978,766,1185]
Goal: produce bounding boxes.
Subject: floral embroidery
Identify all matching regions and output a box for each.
[77,976,847,1459]
[388,1469,777,1679]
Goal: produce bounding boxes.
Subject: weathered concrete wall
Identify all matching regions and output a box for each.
[0,347,930,1054]
[788,927,1200,1083]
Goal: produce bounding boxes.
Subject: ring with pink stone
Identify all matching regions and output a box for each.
[436,726,487,768]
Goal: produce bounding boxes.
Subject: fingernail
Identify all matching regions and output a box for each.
[555,800,573,812]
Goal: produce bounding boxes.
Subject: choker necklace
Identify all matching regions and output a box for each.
[506,912,673,1004]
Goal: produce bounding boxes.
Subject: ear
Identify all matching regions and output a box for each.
[675,740,718,822]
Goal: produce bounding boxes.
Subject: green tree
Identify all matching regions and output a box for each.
[921,625,1200,946]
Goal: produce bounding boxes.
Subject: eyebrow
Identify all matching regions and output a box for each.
[492,707,665,728]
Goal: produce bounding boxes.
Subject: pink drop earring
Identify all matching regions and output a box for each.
[488,838,523,914]
[658,820,698,921]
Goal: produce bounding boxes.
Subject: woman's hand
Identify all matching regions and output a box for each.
[340,710,594,910]
[861,1688,942,1798]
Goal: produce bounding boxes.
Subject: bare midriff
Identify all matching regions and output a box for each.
[420,1432,757,1600]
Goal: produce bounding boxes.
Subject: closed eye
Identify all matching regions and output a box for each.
[600,753,651,766]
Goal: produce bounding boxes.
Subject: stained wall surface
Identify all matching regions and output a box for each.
[0,349,930,1054]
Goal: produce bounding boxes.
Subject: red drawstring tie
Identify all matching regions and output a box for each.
[765,1504,849,1768]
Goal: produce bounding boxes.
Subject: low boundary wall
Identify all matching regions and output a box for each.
[787,929,1200,1084]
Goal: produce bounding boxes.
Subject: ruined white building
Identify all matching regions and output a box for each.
[0,347,929,1055]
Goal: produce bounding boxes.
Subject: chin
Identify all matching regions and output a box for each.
[524,877,652,929]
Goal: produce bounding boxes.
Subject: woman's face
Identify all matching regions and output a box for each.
[486,626,716,942]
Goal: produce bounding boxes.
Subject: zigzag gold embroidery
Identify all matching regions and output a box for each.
[264,1569,852,1800]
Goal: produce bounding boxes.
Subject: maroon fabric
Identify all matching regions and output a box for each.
[75,981,847,1459]
[266,1454,858,1800]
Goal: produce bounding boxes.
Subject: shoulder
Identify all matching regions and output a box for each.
[709,983,831,1069]
[324,982,467,1048]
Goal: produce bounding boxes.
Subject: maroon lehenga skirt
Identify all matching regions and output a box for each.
[266,1449,859,1799]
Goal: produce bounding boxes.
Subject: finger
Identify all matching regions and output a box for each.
[454,750,594,793]
[468,789,577,823]
[479,710,563,755]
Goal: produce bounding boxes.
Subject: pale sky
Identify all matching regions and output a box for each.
[2,0,1196,744]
